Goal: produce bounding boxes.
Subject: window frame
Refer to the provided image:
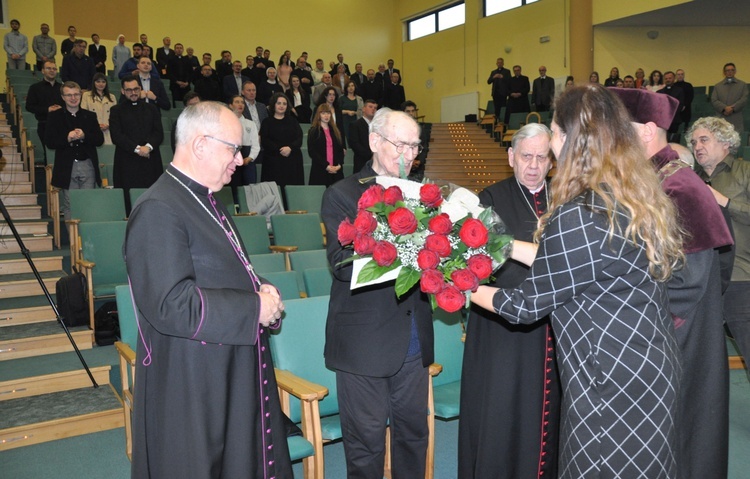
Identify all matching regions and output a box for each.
[407,2,466,41]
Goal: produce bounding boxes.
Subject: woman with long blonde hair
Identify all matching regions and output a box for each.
[307,103,345,186]
[471,84,684,478]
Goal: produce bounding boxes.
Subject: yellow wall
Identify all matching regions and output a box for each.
[592,0,690,25]
[593,25,750,89]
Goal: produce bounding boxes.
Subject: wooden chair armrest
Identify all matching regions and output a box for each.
[275,369,329,401]
[65,218,81,227]
[269,245,298,254]
[478,108,487,115]
[234,212,258,216]
[429,363,443,377]
[115,341,136,365]
[77,259,95,270]
[285,210,308,215]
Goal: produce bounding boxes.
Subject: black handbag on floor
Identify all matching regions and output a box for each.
[55,267,89,327]
[94,301,120,346]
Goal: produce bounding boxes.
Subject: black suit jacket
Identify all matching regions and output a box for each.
[155,47,174,77]
[88,44,107,73]
[223,74,250,102]
[348,117,372,173]
[321,163,434,376]
[488,67,511,106]
[383,83,405,110]
[44,107,104,188]
[531,76,555,110]
[137,76,171,111]
[362,80,384,107]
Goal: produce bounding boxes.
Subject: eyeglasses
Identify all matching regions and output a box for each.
[62,93,81,98]
[204,135,242,157]
[123,87,141,94]
[378,134,423,155]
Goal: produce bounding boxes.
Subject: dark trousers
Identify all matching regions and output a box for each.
[725,281,750,363]
[336,356,429,479]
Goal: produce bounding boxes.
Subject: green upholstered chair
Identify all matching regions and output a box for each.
[270,213,325,252]
[302,267,333,298]
[289,249,329,294]
[261,271,301,299]
[249,253,287,275]
[67,188,127,270]
[232,214,272,255]
[430,309,465,420]
[284,185,326,215]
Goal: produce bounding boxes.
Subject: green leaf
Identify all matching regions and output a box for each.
[478,207,494,228]
[356,259,402,284]
[430,293,438,311]
[395,266,421,298]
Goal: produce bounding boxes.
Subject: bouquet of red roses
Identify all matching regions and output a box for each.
[337,177,513,313]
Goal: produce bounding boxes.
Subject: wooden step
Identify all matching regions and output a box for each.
[0,253,63,276]
[0,272,63,299]
[0,161,26,172]
[2,205,41,220]
[0,384,123,451]
[0,322,93,360]
[0,193,38,206]
[1,152,23,162]
[0,366,112,401]
[0,219,49,235]
[0,234,53,254]
[0,171,30,183]
[0,305,57,326]
[0,182,32,194]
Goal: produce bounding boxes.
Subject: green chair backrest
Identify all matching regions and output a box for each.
[129,188,149,208]
[270,296,339,421]
[270,213,324,251]
[303,267,333,297]
[261,271,301,299]
[285,185,326,214]
[506,112,527,129]
[78,221,128,287]
[97,144,116,164]
[115,284,137,351]
[484,100,494,115]
[214,186,236,213]
[69,188,126,222]
[289,249,329,292]
[431,309,465,387]
[249,253,286,274]
[233,215,271,255]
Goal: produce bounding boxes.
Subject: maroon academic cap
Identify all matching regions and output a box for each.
[610,87,679,130]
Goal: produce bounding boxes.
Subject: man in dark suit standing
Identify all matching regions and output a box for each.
[322,108,434,479]
[45,81,104,219]
[487,57,510,118]
[293,57,314,95]
[658,71,686,143]
[531,66,555,112]
[334,53,351,76]
[155,36,174,79]
[167,44,191,106]
[134,57,171,112]
[215,50,233,82]
[383,72,405,110]
[506,64,531,123]
[61,39,96,90]
[386,58,401,84]
[362,69,384,108]
[351,63,366,96]
[674,69,694,132]
[222,61,249,103]
[88,34,106,74]
[348,99,377,173]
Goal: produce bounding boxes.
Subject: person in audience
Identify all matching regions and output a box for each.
[375,63,389,86]
[312,72,341,105]
[185,46,200,73]
[362,68,384,107]
[45,81,104,218]
[241,81,268,131]
[193,52,216,83]
[623,75,635,88]
[278,50,294,69]
[139,33,153,60]
[112,34,129,77]
[170,91,201,152]
[155,36,173,79]
[532,65,554,112]
[118,43,146,79]
[61,39,95,90]
[339,80,363,140]
[215,50,233,81]
[711,62,748,133]
[262,49,275,70]
[614,87,734,479]
[88,34,106,74]
[321,108,433,479]
[229,95,261,187]
[350,63,366,96]
[634,68,646,89]
[689,116,750,382]
[459,123,560,479]
[646,69,664,92]
[488,57,511,115]
[259,92,304,206]
[315,86,344,127]
[505,65,530,122]
[564,75,574,89]
[259,67,283,105]
[32,23,56,72]
[657,71,685,142]
[332,64,350,94]
[109,75,164,214]
[81,72,117,144]
[124,100,292,479]
[141,45,154,64]
[25,61,64,162]
[167,43,191,106]
[383,72,405,110]
[401,100,428,180]
[242,55,258,84]
[193,64,222,102]
[588,71,599,84]
[334,53,351,76]
[386,58,401,83]
[307,103,345,187]
[674,69,694,132]
[286,75,312,123]
[277,54,293,91]
[60,25,76,57]
[470,84,684,478]
[222,60,249,103]
[292,57,314,95]
[311,58,327,85]
[134,57,171,111]
[349,99,376,173]
[603,66,620,87]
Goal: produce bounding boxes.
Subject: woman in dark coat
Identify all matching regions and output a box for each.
[307,103,345,187]
[313,86,344,129]
[286,75,312,124]
[259,92,304,204]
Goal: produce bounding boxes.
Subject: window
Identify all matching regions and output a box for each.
[485,0,538,17]
[407,2,465,41]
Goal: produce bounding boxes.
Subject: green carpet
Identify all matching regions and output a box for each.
[0,386,120,429]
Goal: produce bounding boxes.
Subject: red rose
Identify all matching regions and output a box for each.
[420,183,443,208]
[372,241,398,267]
[416,249,440,270]
[436,284,465,313]
[338,218,356,246]
[354,210,378,235]
[383,186,404,206]
[425,234,452,257]
[388,207,418,235]
[358,184,385,210]
[451,268,479,292]
[428,213,453,235]
[420,269,445,294]
[467,254,493,280]
[459,218,489,248]
[353,233,377,255]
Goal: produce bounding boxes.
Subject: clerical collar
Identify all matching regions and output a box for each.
[170,163,209,192]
